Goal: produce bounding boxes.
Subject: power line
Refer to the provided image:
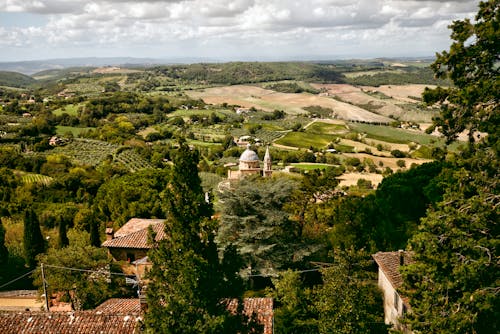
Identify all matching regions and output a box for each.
[43,264,130,277]
[0,269,36,289]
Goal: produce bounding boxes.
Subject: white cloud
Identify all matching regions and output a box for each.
[0,0,482,60]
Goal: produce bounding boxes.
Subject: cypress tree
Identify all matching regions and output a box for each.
[145,143,250,333]
[23,208,45,267]
[0,220,8,264]
[57,220,69,248]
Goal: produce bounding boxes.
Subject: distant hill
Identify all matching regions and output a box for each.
[0,57,166,75]
[151,62,346,84]
[0,71,36,88]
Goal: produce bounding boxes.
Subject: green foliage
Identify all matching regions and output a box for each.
[313,249,387,334]
[269,249,387,334]
[402,164,499,333]
[269,270,316,333]
[0,71,36,88]
[146,143,251,333]
[217,176,306,276]
[426,0,499,149]
[23,208,46,267]
[152,62,345,85]
[0,220,8,264]
[34,230,121,310]
[94,168,169,226]
[327,162,446,252]
[265,82,319,94]
[345,67,448,86]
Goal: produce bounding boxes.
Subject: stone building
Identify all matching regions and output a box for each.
[228,145,272,180]
[372,250,414,333]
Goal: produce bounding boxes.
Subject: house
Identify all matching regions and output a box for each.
[0,311,142,334]
[372,250,414,333]
[102,218,166,264]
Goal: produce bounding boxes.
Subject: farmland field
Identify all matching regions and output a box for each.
[52,104,82,116]
[275,131,333,150]
[50,138,152,171]
[17,172,53,185]
[290,163,335,171]
[349,123,442,145]
[187,85,393,123]
[55,126,95,136]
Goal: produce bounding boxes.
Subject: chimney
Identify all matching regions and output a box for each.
[105,228,114,241]
[398,249,405,266]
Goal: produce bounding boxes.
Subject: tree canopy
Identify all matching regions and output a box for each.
[403,2,499,332]
[424,0,499,150]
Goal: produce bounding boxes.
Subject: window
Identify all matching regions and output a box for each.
[127,253,135,263]
[394,291,399,311]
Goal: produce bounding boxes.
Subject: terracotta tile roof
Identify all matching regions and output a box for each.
[114,218,166,238]
[95,299,141,314]
[0,311,142,334]
[102,222,166,249]
[372,251,414,289]
[226,298,273,334]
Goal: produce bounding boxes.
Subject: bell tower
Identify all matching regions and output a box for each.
[263,146,272,177]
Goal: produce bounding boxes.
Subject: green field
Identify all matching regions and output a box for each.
[306,122,347,135]
[275,131,333,149]
[56,126,95,136]
[349,123,441,145]
[291,163,334,171]
[52,104,82,116]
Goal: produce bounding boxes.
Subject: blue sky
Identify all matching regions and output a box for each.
[0,0,481,62]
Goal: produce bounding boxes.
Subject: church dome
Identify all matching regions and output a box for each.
[240,147,259,162]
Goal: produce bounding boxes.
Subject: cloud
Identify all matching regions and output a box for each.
[0,0,482,60]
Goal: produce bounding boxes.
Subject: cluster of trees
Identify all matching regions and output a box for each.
[151,62,345,85]
[346,67,449,87]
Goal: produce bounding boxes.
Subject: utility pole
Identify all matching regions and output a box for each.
[40,263,49,312]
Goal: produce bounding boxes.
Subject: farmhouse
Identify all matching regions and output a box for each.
[227,145,272,180]
[102,218,166,264]
[372,250,414,333]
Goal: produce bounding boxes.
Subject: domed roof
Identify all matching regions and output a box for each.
[240,146,259,162]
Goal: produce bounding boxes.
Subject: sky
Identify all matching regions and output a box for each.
[0,0,481,62]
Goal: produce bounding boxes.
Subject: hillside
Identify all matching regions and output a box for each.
[0,71,36,88]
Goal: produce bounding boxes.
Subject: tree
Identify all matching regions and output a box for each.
[269,249,387,334]
[34,230,122,310]
[312,249,387,334]
[94,168,169,226]
[423,0,499,149]
[217,176,319,276]
[57,219,69,248]
[402,167,499,333]
[269,270,316,333]
[0,220,8,264]
[145,143,250,333]
[402,2,499,331]
[23,208,45,267]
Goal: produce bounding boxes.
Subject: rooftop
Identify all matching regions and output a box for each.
[226,298,273,334]
[114,218,166,238]
[0,311,142,334]
[102,222,165,249]
[240,146,259,162]
[95,299,141,314]
[372,251,414,289]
